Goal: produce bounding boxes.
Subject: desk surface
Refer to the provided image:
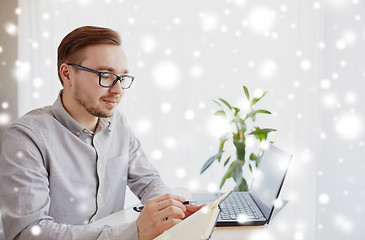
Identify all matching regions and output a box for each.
[91,203,285,240]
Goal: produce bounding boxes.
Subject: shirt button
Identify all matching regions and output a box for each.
[76,131,81,135]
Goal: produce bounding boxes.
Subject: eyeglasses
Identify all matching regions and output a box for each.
[68,64,134,89]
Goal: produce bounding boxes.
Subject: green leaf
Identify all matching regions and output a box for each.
[249,153,259,161]
[233,140,246,161]
[212,99,222,107]
[200,151,223,174]
[231,160,243,183]
[218,137,229,162]
[249,153,260,168]
[234,177,249,192]
[249,128,277,141]
[214,110,226,117]
[249,164,253,172]
[223,156,231,166]
[250,92,267,107]
[255,109,271,115]
[220,161,235,189]
[233,107,240,116]
[245,109,271,121]
[219,98,233,110]
[243,85,250,100]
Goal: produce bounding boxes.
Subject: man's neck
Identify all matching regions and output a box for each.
[61,91,98,132]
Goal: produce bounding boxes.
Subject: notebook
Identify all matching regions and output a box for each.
[193,144,292,227]
[154,191,231,240]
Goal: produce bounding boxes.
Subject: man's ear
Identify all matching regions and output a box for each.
[59,63,73,87]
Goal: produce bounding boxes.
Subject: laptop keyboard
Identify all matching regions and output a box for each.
[219,193,263,220]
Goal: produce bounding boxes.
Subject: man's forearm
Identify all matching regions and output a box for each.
[12,219,138,240]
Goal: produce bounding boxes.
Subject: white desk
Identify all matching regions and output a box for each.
[91,201,286,240]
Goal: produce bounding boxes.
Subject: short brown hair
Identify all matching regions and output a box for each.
[57,26,121,85]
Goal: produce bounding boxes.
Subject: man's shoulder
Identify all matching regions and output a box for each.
[10,106,54,130]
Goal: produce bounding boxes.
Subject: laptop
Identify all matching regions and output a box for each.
[193,144,292,226]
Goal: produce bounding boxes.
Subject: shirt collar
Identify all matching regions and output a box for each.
[51,91,112,137]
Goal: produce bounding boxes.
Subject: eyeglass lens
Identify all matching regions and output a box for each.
[100,73,133,89]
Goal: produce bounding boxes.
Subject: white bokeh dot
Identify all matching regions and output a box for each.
[33,77,44,88]
[152,61,181,90]
[344,92,357,104]
[43,13,50,20]
[200,12,220,32]
[0,113,11,126]
[320,79,331,89]
[33,92,39,99]
[141,35,157,53]
[128,17,135,25]
[175,168,186,179]
[294,231,304,240]
[164,48,172,55]
[343,31,356,44]
[191,65,204,78]
[319,193,330,204]
[2,102,9,109]
[300,59,311,71]
[334,215,353,232]
[5,22,17,36]
[258,59,278,79]
[16,151,24,158]
[207,182,218,193]
[13,61,31,81]
[336,39,347,50]
[193,50,201,58]
[135,119,151,134]
[335,113,363,140]
[161,102,172,113]
[15,8,22,15]
[313,2,321,9]
[247,7,276,35]
[184,110,195,121]
[318,41,326,49]
[197,102,205,109]
[173,17,181,25]
[151,149,163,160]
[280,5,288,12]
[30,225,41,236]
[163,136,177,149]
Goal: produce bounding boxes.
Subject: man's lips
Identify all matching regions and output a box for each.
[102,98,119,106]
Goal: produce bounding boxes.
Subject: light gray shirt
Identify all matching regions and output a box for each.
[0,92,170,240]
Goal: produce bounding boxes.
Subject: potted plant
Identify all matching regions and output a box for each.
[200,85,276,191]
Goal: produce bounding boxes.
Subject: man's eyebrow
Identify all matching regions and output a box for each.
[95,66,129,75]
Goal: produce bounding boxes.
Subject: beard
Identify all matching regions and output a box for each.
[74,81,119,118]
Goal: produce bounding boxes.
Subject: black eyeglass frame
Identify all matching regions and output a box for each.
[67,63,134,89]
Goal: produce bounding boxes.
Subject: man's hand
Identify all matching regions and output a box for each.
[183,203,205,219]
[136,193,203,240]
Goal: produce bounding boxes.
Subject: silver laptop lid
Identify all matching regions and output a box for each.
[249,144,292,221]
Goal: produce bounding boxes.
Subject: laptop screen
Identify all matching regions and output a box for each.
[249,145,292,220]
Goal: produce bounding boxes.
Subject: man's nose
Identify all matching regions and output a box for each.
[109,79,123,95]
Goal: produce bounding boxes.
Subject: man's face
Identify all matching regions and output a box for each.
[72,44,128,118]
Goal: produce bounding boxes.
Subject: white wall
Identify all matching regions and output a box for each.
[9,0,365,239]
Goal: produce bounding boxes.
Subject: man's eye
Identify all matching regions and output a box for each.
[101,74,114,79]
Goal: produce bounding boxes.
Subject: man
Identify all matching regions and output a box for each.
[0,26,201,240]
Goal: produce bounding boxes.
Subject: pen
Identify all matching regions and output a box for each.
[133,200,197,212]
